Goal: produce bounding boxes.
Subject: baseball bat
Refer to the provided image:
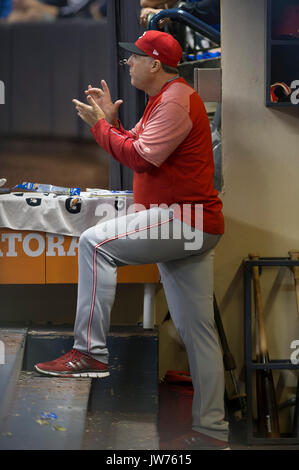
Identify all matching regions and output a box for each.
[249,253,280,438]
[213,295,247,420]
[288,250,299,437]
[289,251,299,320]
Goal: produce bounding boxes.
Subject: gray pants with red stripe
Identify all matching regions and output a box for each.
[73,206,229,441]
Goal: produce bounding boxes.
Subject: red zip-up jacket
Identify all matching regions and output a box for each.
[91,77,224,234]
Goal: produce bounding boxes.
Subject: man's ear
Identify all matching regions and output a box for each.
[151,60,162,72]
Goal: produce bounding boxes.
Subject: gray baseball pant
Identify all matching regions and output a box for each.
[73,206,229,440]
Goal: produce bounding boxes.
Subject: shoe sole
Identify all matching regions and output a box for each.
[34,365,110,378]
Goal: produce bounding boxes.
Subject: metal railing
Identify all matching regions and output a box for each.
[148,8,221,46]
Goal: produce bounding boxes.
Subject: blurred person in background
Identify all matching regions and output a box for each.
[140,0,220,28]
[6,0,106,22]
[0,0,13,19]
[140,0,178,28]
[140,0,220,60]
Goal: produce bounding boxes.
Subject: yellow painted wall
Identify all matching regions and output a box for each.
[158,1,299,432]
[212,0,299,430]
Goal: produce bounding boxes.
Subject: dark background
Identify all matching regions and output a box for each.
[0,0,146,192]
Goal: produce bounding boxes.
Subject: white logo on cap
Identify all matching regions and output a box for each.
[152,49,159,56]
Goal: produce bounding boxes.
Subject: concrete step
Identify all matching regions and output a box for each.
[23,326,159,415]
[0,328,27,428]
[83,327,159,450]
[89,327,159,414]
[82,409,159,450]
[0,326,91,450]
[23,326,75,370]
[0,371,91,450]
[0,325,159,450]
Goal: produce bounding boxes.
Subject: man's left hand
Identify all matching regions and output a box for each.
[72,96,105,127]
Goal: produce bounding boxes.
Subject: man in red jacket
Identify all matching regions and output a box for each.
[35,30,229,450]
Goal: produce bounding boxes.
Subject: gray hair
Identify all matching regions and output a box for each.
[161,63,179,74]
[146,55,179,75]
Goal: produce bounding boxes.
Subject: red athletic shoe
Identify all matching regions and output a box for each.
[34,348,110,378]
[161,430,230,450]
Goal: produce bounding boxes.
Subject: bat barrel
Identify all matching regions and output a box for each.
[249,253,280,438]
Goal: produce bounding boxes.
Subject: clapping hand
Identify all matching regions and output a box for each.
[84,80,123,128]
[72,95,105,128]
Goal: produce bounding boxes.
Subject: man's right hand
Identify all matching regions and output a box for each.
[85,80,123,129]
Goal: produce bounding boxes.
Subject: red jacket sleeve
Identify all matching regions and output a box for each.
[90,119,154,174]
[118,121,134,138]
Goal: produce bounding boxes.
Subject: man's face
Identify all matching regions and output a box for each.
[127,54,154,91]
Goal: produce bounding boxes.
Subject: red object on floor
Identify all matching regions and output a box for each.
[158,370,194,449]
[163,370,193,384]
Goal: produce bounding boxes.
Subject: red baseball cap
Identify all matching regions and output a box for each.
[119,30,182,68]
